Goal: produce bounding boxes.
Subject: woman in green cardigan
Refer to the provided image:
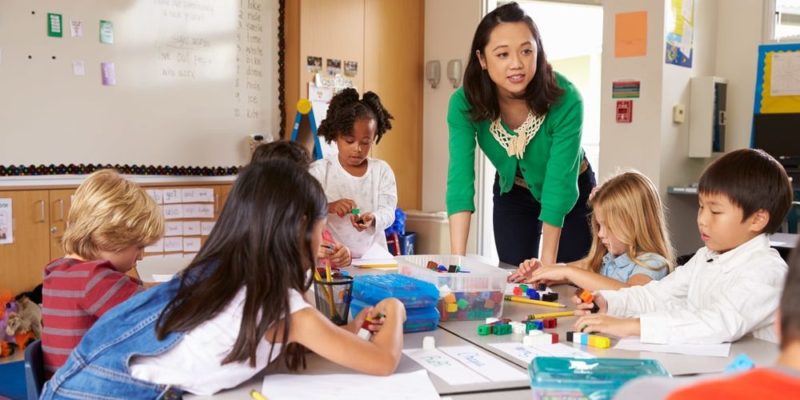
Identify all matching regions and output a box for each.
[447,2,595,267]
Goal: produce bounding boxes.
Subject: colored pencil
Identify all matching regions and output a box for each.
[528,311,578,319]
[504,295,566,308]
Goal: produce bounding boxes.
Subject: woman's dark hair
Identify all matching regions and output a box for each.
[156,159,327,370]
[463,2,563,121]
[250,140,311,168]
[317,88,394,144]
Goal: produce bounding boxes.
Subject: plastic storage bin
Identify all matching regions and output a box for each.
[529,357,670,400]
[350,299,439,333]
[351,274,439,309]
[396,255,507,321]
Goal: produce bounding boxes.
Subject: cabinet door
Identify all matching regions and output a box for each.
[214,184,232,218]
[0,190,51,295]
[49,189,75,259]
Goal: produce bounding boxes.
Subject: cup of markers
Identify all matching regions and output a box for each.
[313,267,353,326]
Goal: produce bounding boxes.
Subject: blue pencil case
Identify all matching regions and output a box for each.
[350,299,439,333]
[352,273,439,309]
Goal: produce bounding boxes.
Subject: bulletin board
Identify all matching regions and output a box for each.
[753,43,800,115]
[0,0,279,168]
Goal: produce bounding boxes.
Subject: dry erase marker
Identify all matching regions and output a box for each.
[504,295,566,308]
[357,312,385,340]
[250,389,268,400]
[528,311,577,319]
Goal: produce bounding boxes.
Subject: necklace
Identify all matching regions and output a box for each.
[489,111,546,159]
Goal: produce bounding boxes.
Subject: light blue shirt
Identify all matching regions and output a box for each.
[599,252,668,283]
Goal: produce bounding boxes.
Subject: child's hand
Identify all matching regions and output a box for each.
[351,212,375,231]
[374,298,407,323]
[329,243,351,267]
[572,292,608,314]
[507,258,542,283]
[574,314,640,338]
[527,265,570,286]
[329,199,357,218]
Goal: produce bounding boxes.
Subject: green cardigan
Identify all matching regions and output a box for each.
[446,73,584,228]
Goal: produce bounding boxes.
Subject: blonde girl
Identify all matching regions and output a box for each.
[508,171,674,291]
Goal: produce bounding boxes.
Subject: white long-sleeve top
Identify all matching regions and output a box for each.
[309,155,397,258]
[599,234,786,345]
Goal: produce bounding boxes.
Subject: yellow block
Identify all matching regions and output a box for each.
[588,335,611,349]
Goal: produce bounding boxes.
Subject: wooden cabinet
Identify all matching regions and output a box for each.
[0,181,233,296]
[48,189,74,260]
[0,190,52,295]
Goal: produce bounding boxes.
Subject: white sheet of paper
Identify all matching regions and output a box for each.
[146,189,163,204]
[72,60,85,76]
[162,204,183,220]
[182,204,214,219]
[144,239,164,253]
[261,370,439,400]
[437,345,527,382]
[403,348,488,385]
[183,221,201,236]
[614,337,731,358]
[164,237,183,252]
[183,237,201,252]
[194,188,214,202]
[180,188,197,203]
[201,221,215,236]
[351,242,397,268]
[489,342,595,366]
[164,221,183,237]
[70,20,83,37]
[771,52,800,96]
[162,189,181,204]
[153,274,174,282]
[0,198,13,245]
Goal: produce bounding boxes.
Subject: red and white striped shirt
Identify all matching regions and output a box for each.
[41,257,142,374]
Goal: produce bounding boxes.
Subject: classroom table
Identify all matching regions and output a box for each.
[188,329,532,399]
[439,283,780,376]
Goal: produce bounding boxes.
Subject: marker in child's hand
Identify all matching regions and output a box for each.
[357,312,386,340]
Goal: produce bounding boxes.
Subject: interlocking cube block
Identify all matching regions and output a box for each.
[543,318,557,329]
[446,303,458,313]
[477,324,492,336]
[526,288,540,300]
[541,292,558,302]
[511,322,526,335]
[493,323,512,335]
[588,335,611,349]
[523,332,553,347]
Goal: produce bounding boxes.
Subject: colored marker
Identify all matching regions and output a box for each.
[528,311,577,320]
[504,295,566,308]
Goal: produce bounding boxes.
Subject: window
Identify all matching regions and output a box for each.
[766,0,800,42]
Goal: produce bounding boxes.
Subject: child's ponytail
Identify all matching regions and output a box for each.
[362,91,394,143]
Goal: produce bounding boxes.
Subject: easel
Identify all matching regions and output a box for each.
[290,99,323,161]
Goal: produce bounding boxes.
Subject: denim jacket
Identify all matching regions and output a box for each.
[41,277,186,400]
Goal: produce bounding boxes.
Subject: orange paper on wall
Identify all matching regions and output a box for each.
[615,11,648,58]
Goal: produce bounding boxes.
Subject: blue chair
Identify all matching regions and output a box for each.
[24,340,44,400]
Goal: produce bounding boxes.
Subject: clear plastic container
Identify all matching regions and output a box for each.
[529,357,670,400]
[350,299,439,333]
[396,255,508,321]
[351,273,440,309]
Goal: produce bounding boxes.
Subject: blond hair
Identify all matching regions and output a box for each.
[62,169,164,259]
[585,171,674,273]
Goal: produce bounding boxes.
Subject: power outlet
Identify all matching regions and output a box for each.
[673,104,686,123]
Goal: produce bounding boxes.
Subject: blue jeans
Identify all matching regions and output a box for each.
[493,161,595,266]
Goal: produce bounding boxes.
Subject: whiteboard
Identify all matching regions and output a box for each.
[0,0,278,167]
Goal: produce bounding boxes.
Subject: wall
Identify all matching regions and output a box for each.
[0,0,278,167]
[600,0,767,255]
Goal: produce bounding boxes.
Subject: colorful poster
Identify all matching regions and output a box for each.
[612,80,641,98]
[99,20,114,44]
[665,0,694,68]
[47,13,63,38]
[614,11,647,57]
[0,198,12,245]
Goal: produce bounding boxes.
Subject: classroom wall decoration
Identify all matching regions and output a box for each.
[0,0,280,170]
[665,0,694,68]
[753,43,800,115]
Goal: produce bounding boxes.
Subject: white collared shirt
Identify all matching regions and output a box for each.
[600,234,786,344]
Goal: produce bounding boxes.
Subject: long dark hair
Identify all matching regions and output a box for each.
[156,160,327,369]
[317,88,394,144]
[463,2,563,121]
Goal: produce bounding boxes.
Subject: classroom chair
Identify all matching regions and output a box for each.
[24,340,44,400]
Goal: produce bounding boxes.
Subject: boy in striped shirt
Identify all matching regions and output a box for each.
[42,169,164,375]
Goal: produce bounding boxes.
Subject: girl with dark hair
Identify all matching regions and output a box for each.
[447,2,596,267]
[310,88,398,258]
[41,160,406,398]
